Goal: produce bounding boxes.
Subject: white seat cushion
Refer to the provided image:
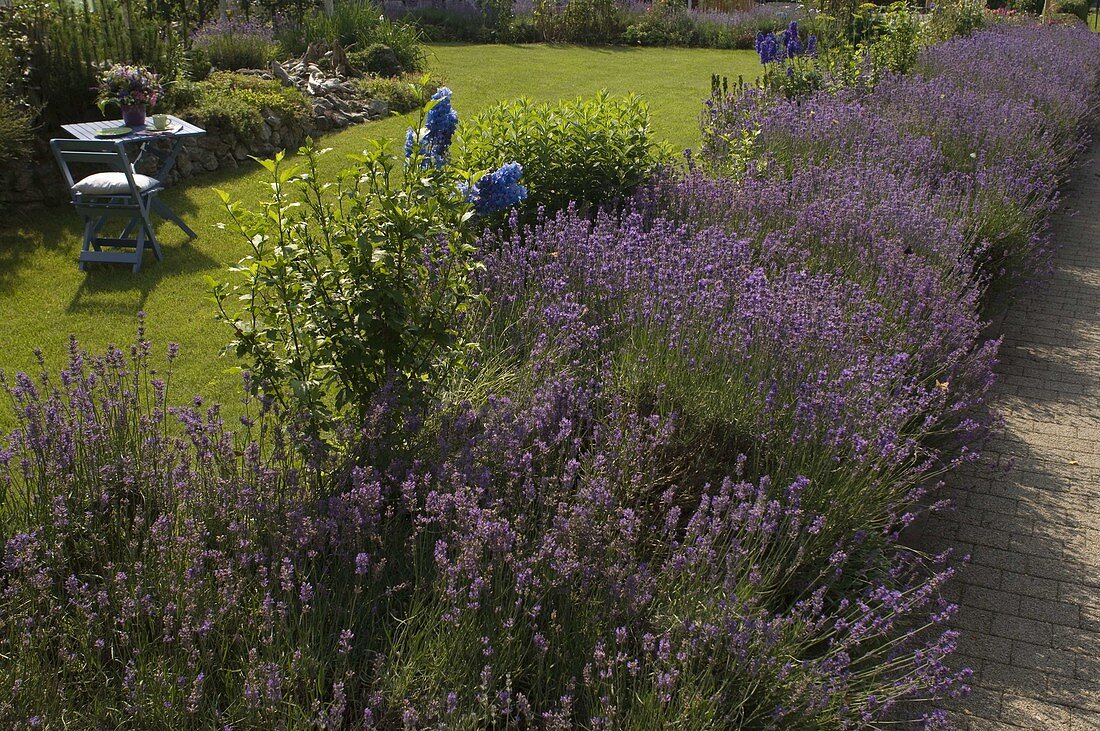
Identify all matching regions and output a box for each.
[72,172,161,196]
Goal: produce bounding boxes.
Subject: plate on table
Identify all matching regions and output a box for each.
[94,126,132,138]
[137,124,179,135]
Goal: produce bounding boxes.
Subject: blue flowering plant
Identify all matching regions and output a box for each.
[214,88,525,434]
[405,86,529,218]
[462,160,529,216]
[405,86,460,168]
[753,21,835,99]
[755,21,816,65]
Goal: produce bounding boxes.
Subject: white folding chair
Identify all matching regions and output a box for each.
[50,138,164,273]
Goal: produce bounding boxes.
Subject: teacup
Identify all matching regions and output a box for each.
[151,113,169,130]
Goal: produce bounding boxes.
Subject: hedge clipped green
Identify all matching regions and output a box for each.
[172,71,309,137]
[455,92,672,219]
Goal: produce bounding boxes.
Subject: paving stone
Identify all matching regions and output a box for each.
[910,152,1100,727]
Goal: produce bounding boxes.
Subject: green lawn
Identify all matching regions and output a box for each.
[0,44,759,416]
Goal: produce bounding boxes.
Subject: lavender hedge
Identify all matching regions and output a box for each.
[2,23,1100,729]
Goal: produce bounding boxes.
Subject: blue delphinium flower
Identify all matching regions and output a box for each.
[786,32,804,58]
[405,87,460,167]
[807,34,818,58]
[404,127,418,158]
[464,161,528,215]
[425,87,459,157]
[780,21,805,59]
[755,31,779,65]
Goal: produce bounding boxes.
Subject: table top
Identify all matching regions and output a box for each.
[61,114,206,142]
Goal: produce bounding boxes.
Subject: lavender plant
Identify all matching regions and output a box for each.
[190,16,280,72]
[3,23,1099,729]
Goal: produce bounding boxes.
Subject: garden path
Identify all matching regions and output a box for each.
[915,151,1100,729]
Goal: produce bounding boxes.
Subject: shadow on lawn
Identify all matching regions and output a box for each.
[0,161,262,298]
[66,236,222,314]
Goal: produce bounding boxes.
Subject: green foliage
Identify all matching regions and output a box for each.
[280,1,425,73]
[622,0,697,46]
[1053,0,1089,22]
[923,0,985,43]
[355,72,440,113]
[396,6,494,42]
[455,92,672,219]
[191,29,280,72]
[533,0,625,43]
[212,133,484,432]
[173,71,309,136]
[1007,0,1043,15]
[700,75,762,179]
[0,98,33,163]
[3,0,183,128]
[479,0,517,38]
[347,42,402,76]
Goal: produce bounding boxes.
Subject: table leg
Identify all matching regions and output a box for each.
[151,197,197,239]
[154,138,185,182]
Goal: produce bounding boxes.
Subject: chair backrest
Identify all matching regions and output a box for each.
[49,138,140,202]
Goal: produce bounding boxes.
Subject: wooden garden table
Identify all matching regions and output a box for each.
[61,114,206,240]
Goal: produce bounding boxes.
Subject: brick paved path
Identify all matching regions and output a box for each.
[916,154,1100,729]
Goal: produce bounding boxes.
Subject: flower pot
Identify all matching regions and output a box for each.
[121,105,146,127]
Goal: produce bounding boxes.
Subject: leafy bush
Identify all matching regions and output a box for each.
[386,0,793,48]
[173,71,309,137]
[280,0,424,73]
[0,99,34,163]
[455,92,672,219]
[212,136,484,430]
[533,0,625,43]
[923,0,985,43]
[190,16,281,71]
[623,2,698,46]
[395,4,494,42]
[863,2,921,75]
[1053,0,1089,22]
[355,72,439,113]
[347,42,402,76]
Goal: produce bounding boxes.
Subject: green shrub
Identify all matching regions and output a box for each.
[455,92,672,219]
[397,6,493,42]
[1048,10,1088,24]
[923,0,984,42]
[348,43,402,76]
[355,73,439,113]
[0,99,34,163]
[190,17,281,72]
[281,1,425,73]
[1007,0,1043,14]
[173,71,309,137]
[1053,0,1089,22]
[213,137,484,433]
[533,0,625,43]
[863,2,921,75]
[622,4,698,46]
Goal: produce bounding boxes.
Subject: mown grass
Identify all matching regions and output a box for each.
[0,44,759,421]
